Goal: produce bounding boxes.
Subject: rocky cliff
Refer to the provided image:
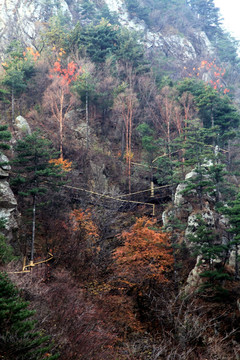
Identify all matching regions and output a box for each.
[0,0,213,65]
[0,153,18,240]
[0,0,72,58]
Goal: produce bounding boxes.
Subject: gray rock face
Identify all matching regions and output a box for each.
[0,180,17,209]
[0,154,19,240]
[174,183,188,206]
[185,207,215,240]
[0,153,11,178]
[0,0,72,59]
[0,0,212,66]
[104,0,212,63]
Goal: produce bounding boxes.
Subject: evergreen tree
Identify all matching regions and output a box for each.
[214,31,240,65]
[81,0,96,19]
[187,0,221,39]
[72,19,121,63]
[0,272,59,359]
[223,193,240,279]
[40,14,70,51]
[137,123,158,183]
[125,0,150,24]
[1,41,35,122]
[11,131,64,263]
[188,215,231,297]
[177,79,240,147]
[179,123,216,209]
[0,125,11,152]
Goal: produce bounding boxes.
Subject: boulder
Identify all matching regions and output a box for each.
[14,115,31,137]
[0,153,10,178]
[0,180,17,209]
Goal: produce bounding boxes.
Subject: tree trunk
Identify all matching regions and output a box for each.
[30,195,36,263]
[59,90,64,158]
[235,243,239,280]
[11,87,15,124]
[86,85,89,150]
[121,121,125,161]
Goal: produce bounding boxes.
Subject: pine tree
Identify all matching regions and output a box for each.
[187,215,231,297]
[1,41,35,123]
[187,0,221,39]
[223,193,240,279]
[177,78,240,146]
[0,272,59,359]
[179,124,216,209]
[11,131,64,263]
[0,125,11,152]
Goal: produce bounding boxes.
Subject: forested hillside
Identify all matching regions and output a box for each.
[1,1,240,359]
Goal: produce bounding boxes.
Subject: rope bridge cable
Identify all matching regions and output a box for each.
[10,180,172,274]
[114,184,172,198]
[8,253,54,274]
[62,184,160,215]
[152,145,229,163]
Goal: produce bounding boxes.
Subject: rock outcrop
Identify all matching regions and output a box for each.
[0,154,18,240]
[0,0,213,67]
[0,0,72,59]
[163,165,234,292]
[104,0,213,63]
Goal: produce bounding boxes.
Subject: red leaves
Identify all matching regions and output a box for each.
[50,61,81,85]
[184,59,230,95]
[113,217,173,287]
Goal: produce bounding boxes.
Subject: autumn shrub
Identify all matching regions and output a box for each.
[59,208,100,280]
[112,216,174,325]
[113,216,173,287]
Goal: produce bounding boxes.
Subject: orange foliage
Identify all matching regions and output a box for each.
[184,59,230,94]
[23,47,40,61]
[113,217,173,287]
[49,157,72,172]
[69,208,99,241]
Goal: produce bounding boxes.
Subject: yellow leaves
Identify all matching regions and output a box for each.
[1,62,8,68]
[87,280,112,296]
[52,46,66,59]
[58,48,66,57]
[49,157,72,172]
[124,150,134,160]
